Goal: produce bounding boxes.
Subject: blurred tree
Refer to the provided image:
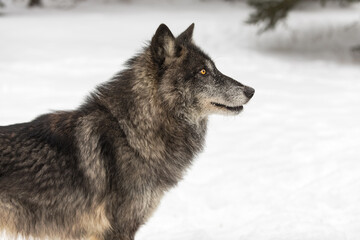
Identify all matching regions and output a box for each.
[28,0,42,7]
[247,0,360,32]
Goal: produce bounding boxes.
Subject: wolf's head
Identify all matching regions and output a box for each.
[132,23,254,122]
[149,23,254,120]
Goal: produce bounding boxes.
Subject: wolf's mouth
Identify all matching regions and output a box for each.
[211,102,243,112]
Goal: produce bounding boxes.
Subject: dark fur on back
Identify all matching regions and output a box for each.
[0,24,254,240]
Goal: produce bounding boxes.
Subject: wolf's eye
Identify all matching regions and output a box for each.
[200,69,206,75]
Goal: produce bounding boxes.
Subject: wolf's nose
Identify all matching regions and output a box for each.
[244,86,255,99]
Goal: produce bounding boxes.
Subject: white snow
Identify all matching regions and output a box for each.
[1,1,360,240]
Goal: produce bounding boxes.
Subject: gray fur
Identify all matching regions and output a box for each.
[0,23,254,240]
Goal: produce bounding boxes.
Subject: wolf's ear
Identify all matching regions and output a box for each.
[176,23,194,45]
[151,24,176,65]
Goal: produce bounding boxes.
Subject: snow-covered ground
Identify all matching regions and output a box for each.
[1,1,360,240]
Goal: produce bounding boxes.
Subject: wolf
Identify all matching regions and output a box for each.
[0,23,254,240]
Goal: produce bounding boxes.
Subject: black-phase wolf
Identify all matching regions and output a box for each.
[0,23,254,240]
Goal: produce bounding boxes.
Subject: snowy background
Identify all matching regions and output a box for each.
[1,1,360,239]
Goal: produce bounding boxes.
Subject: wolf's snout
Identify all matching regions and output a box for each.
[244,86,255,99]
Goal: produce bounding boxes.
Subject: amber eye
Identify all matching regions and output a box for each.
[200,69,206,75]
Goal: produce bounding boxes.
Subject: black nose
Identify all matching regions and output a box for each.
[244,86,255,99]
